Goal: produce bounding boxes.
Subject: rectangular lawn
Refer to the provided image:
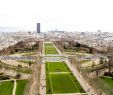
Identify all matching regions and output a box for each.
[44,42,58,55]
[16,80,28,95]
[46,62,85,94]
[46,73,84,94]
[0,81,14,95]
[46,62,70,73]
[45,47,58,55]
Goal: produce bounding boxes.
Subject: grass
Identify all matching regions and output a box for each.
[3,63,32,74]
[19,69,32,74]
[44,42,58,55]
[100,76,113,88]
[0,81,14,95]
[44,43,53,47]
[46,73,84,94]
[46,62,85,94]
[46,62,70,73]
[18,60,35,64]
[16,80,28,95]
[45,47,58,55]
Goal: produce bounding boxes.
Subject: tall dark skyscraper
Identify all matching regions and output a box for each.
[37,23,40,33]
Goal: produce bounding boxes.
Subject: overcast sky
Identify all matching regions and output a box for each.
[0,0,113,32]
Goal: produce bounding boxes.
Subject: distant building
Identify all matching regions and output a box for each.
[48,30,64,33]
[37,23,40,33]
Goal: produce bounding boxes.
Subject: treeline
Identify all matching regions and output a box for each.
[0,40,39,55]
[62,41,97,54]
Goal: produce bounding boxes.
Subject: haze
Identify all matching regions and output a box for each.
[0,0,113,32]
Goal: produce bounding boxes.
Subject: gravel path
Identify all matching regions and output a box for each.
[12,79,17,95]
[39,63,46,95]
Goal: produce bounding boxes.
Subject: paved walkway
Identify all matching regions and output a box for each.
[65,60,97,95]
[39,63,46,95]
[12,79,17,95]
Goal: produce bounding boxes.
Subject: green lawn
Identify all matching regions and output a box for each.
[46,62,85,94]
[46,62,70,73]
[100,76,113,88]
[44,43,53,47]
[44,42,58,55]
[45,46,58,55]
[16,80,28,95]
[0,81,14,95]
[46,73,84,94]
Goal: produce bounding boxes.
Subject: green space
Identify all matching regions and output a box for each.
[44,43,53,47]
[45,47,58,55]
[46,62,70,73]
[16,80,28,95]
[0,81,14,95]
[44,42,58,55]
[46,62,85,94]
[100,76,113,88]
[2,63,32,74]
[46,73,84,94]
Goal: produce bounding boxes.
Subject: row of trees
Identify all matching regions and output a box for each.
[68,55,113,95]
[54,41,98,54]
[0,40,40,55]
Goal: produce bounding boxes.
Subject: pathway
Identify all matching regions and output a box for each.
[29,63,38,95]
[65,60,97,95]
[52,41,97,95]
[40,41,98,95]
[39,63,46,95]
[12,79,17,95]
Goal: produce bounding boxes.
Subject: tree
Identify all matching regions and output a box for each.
[28,61,32,67]
[92,61,95,69]
[107,55,113,74]
[95,69,99,77]
[100,57,104,64]
[89,47,93,53]
[17,64,22,74]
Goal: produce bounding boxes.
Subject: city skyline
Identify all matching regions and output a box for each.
[0,0,113,32]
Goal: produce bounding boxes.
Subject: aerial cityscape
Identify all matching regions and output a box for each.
[0,23,113,95]
[0,0,113,95]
